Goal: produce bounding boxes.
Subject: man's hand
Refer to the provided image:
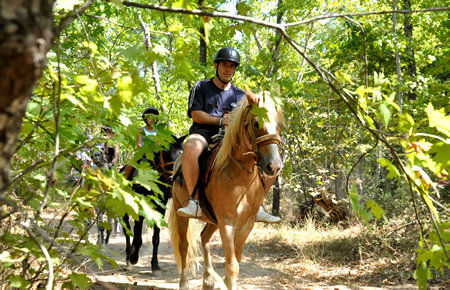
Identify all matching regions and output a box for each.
[222,112,232,127]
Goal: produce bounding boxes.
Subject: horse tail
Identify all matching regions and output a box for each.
[166,198,201,277]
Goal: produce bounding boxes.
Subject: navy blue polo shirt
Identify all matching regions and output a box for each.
[188,78,245,139]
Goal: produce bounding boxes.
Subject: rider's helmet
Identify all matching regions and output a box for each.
[101,124,113,134]
[214,47,240,66]
[142,107,159,124]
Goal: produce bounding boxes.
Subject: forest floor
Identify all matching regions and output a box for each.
[86,217,448,289]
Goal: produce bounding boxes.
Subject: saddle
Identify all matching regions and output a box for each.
[173,132,224,224]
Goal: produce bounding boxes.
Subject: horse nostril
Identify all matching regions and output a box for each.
[266,161,281,175]
[266,162,279,174]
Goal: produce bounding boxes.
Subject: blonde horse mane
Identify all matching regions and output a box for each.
[214,92,283,171]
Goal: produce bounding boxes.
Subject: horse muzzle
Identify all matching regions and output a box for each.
[258,143,282,176]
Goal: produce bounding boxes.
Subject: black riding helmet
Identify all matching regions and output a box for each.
[142,107,159,124]
[101,124,113,133]
[214,47,240,66]
[214,47,240,84]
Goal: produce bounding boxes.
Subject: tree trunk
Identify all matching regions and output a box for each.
[198,0,207,67]
[138,13,166,115]
[269,0,283,76]
[272,178,280,216]
[393,0,403,111]
[403,0,417,100]
[0,0,54,196]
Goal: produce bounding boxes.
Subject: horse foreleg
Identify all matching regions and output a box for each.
[129,215,144,265]
[96,209,105,245]
[151,225,162,275]
[201,224,224,290]
[219,224,239,290]
[104,216,113,244]
[234,222,255,263]
[122,214,132,265]
[152,191,168,275]
[176,215,191,290]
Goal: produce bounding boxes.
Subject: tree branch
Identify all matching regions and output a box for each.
[21,220,54,290]
[121,1,448,28]
[284,7,450,27]
[56,0,97,36]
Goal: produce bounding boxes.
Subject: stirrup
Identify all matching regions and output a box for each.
[177,198,202,218]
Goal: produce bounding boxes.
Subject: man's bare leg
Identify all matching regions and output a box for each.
[177,134,208,217]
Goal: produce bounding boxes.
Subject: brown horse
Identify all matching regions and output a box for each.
[167,90,284,289]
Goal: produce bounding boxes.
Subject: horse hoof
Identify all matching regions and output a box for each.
[152,269,163,277]
[125,260,134,270]
[129,251,139,265]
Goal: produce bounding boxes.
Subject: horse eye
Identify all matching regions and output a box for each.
[253,119,259,128]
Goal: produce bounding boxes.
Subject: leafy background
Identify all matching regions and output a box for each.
[0,0,448,288]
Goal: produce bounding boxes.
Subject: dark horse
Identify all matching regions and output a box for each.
[121,134,186,273]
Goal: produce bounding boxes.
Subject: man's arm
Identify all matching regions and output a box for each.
[136,132,143,147]
[111,144,119,166]
[191,110,222,126]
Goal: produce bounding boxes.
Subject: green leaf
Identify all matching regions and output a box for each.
[349,185,372,230]
[358,95,368,110]
[414,261,433,290]
[336,71,353,84]
[7,275,31,289]
[373,71,389,86]
[397,113,415,133]
[237,2,252,15]
[134,166,162,194]
[383,92,401,112]
[425,103,450,136]
[68,272,91,289]
[0,251,26,270]
[366,199,386,220]
[429,141,450,171]
[377,158,400,180]
[250,105,269,129]
[422,194,440,223]
[379,102,392,127]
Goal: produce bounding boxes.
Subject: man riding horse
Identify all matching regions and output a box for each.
[177,47,280,223]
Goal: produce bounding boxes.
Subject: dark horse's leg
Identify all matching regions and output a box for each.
[129,214,144,265]
[151,184,171,273]
[124,182,147,265]
[123,213,144,266]
[123,212,144,266]
[97,208,106,245]
[123,213,132,264]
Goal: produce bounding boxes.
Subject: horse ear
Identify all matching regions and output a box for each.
[245,87,259,105]
[177,134,187,144]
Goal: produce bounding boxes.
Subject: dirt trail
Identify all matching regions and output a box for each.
[89,226,278,289]
[88,224,419,290]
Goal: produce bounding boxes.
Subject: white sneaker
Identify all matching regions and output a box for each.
[177,199,202,218]
[255,206,281,223]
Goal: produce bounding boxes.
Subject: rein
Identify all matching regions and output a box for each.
[153,151,175,177]
[229,132,281,177]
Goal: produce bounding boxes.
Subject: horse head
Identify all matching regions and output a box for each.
[215,89,284,177]
[155,134,186,176]
[245,89,283,177]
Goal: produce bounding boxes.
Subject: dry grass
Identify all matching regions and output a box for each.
[243,216,448,289]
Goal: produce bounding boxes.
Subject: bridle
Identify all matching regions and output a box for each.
[255,133,281,147]
[231,129,282,175]
[153,151,176,177]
